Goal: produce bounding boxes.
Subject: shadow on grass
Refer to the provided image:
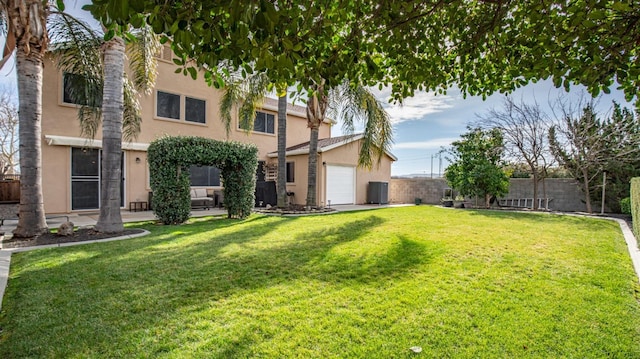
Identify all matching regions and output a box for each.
[1,213,443,357]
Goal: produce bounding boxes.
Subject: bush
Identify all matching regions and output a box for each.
[631,178,640,238]
[620,197,631,214]
[147,136,258,224]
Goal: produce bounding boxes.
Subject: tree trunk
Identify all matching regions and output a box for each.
[13,49,48,237]
[581,168,592,213]
[532,171,539,210]
[305,82,327,209]
[306,126,319,208]
[276,94,288,208]
[95,37,125,233]
[542,176,548,210]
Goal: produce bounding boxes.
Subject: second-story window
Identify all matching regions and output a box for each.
[155,91,206,124]
[185,97,206,124]
[62,72,102,107]
[156,91,180,120]
[252,111,275,134]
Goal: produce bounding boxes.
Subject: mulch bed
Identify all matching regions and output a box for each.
[254,204,336,215]
[1,228,146,249]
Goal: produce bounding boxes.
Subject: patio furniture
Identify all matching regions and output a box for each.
[191,188,213,210]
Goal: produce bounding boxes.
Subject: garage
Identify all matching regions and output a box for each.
[326,165,355,205]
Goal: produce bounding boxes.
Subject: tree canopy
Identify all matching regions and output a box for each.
[84,0,639,103]
[445,127,510,208]
[549,103,640,213]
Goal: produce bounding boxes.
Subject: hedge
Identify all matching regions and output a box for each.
[631,178,640,238]
[147,136,258,224]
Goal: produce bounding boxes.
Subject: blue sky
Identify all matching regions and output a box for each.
[0,2,634,177]
[360,82,634,176]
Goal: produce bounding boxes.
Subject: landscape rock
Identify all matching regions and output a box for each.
[57,222,75,236]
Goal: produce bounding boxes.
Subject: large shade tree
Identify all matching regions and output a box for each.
[86,1,639,105]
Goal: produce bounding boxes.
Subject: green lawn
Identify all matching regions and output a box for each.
[1,206,639,358]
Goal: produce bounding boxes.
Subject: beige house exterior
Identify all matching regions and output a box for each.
[40,47,395,214]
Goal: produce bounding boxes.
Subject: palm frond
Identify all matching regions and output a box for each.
[48,11,104,138]
[122,77,142,141]
[126,25,161,95]
[76,105,102,139]
[219,74,243,136]
[220,70,269,136]
[329,81,393,168]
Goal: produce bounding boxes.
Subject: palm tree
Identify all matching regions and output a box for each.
[304,80,328,208]
[220,72,291,208]
[0,0,50,238]
[49,15,160,232]
[275,85,288,208]
[304,79,393,208]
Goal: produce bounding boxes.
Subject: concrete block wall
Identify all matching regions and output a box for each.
[389,178,450,205]
[390,177,587,212]
[507,178,586,212]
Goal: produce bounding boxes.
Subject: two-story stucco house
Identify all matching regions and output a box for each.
[40,45,396,214]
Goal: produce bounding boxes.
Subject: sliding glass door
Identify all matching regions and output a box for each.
[71,148,124,210]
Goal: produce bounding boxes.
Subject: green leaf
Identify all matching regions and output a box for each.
[104,29,116,41]
[282,38,293,50]
[187,67,197,80]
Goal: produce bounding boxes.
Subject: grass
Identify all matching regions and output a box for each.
[1,206,639,358]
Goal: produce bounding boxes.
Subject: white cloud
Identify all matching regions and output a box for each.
[393,138,457,150]
[373,89,456,124]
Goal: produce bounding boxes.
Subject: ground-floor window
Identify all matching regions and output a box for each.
[189,165,221,186]
[70,148,124,210]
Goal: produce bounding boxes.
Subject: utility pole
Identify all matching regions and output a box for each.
[430,154,433,178]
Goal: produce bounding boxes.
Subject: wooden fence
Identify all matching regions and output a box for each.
[0,180,20,203]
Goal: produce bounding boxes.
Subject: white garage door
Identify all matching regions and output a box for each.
[326,165,355,205]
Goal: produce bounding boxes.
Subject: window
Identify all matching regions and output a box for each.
[185,97,206,123]
[241,111,275,134]
[156,91,181,120]
[286,162,295,183]
[155,91,207,124]
[189,165,220,186]
[63,72,102,106]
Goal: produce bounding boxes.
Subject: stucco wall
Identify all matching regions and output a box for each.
[279,140,394,206]
[390,177,587,212]
[40,55,331,213]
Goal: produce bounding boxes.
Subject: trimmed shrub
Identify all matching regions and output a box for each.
[631,178,640,237]
[620,197,631,215]
[147,136,258,224]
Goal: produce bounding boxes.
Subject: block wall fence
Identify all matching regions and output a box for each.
[389,178,587,212]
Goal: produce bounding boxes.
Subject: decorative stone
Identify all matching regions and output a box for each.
[57,222,75,236]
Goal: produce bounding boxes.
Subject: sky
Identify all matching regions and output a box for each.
[0,2,634,177]
[359,82,634,177]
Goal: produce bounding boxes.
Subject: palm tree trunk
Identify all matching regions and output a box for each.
[13,49,48,237]
[305,82,327,209]
[276,94,288,208]
[306,126,319,208]
[95,37,125,233]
